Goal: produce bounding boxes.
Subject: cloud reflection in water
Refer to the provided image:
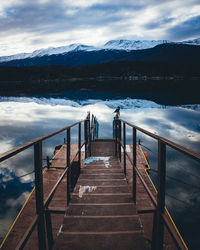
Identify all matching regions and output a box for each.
[0,96,199,248]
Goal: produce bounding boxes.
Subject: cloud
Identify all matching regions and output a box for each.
[167,15,200,40]
[0,0,200,55]
[144,17,175,30]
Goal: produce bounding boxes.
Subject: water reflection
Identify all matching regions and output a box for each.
[0,96,199,248]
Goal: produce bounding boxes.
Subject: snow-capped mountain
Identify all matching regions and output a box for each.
[0,44,96,62]
[180,38,200,46]
[102,39,172,50]
[0,38,199,63]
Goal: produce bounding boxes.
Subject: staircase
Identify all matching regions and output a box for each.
[54,154,148,249]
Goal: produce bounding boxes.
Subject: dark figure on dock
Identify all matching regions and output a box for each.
[113,106,120,117]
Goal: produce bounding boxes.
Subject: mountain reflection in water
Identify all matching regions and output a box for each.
[0,95,199,249]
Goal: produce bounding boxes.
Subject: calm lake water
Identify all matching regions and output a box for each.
[0,92,199,249]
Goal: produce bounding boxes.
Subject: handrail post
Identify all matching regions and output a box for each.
[133,127,137,203]
[118,120,121,161]
[78,123,81,175]
[88,117,91,157]
[154,140,166,250]
[66,128,71,205]
[115,117,118,157]
[34,141,47,250]
[84,119,88,159]
[45,209,53,250]
[91,114,94,141]
[123,122,126,176]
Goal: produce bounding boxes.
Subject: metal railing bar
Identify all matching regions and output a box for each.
[123,122,126,176]
[0,120,85,163]
[119,118,159,139]
[132,127,137,204]
[119,118,200,162]
[15,215,38,250]
[70,149,81,166]
[45,209,53,250]
[44,167,68,208]
[138,208,156,214]
[48,208,66,214]
[34,141,46,250]
[118,140,157,207]
[0,140,37,163]
[120,139,187,250]
[3,117,88,250]
[44,142,85,208]
[162,213,187,250]
[118,118,191,250]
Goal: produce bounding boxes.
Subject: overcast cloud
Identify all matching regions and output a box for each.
[0,0,200,56]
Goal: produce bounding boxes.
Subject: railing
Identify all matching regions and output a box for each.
[114,117,200,250]
[0,113,91,250]
[91,114,99,141]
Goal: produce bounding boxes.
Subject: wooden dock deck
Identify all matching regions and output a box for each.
[1,140,180,249]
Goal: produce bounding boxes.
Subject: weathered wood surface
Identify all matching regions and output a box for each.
[1,141,179,249]
[124,144,177,249]
[53,142,148,250]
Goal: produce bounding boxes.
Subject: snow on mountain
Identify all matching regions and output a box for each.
[102,39,172,50]
[0,52,31,62]
[180,38,200,46]
[29,44,96,57]
[0,38,200,63]
[0,44,97,62]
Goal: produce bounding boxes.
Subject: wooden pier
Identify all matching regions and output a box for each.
[1,114,199,249]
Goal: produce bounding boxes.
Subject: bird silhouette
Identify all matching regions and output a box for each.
[113,106,120,116]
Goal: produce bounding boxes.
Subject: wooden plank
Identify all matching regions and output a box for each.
[91,141,115,156]
[54,232,147,250]
[124,144,179,250]
[53,146,148,249]
[2,140,181,250]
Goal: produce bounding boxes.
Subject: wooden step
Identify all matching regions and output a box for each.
[76,179,127,186]
[65,203,136,216]
[54,231,147,250]
[84,160,120,165]
[61,215,142,232]
[78,173,125,179]
[82,165,121,170]
[81,168,123,174]
[70,193,132,203]
[74,185,130,193]
[53,151,148,250]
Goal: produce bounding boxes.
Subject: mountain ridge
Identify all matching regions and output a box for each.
[1,38,200,63]
[1,43,200,67]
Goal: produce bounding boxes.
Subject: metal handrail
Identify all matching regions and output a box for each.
[1,115,91,250]
[119,118,200,162]
[0,120,84,163]
[115,117,198,250]
[119,141,157,206]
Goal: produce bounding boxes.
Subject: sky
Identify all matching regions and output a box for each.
[0,0,200,56]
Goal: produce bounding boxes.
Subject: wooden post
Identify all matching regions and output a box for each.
[78,123,81,175]
[123,122,126,176]
[67,128,71,205]
[133,128,137,203]
[155,140,166,250]
[34,141,47,250]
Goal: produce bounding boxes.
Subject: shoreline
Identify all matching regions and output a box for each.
[0,79,199,105]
